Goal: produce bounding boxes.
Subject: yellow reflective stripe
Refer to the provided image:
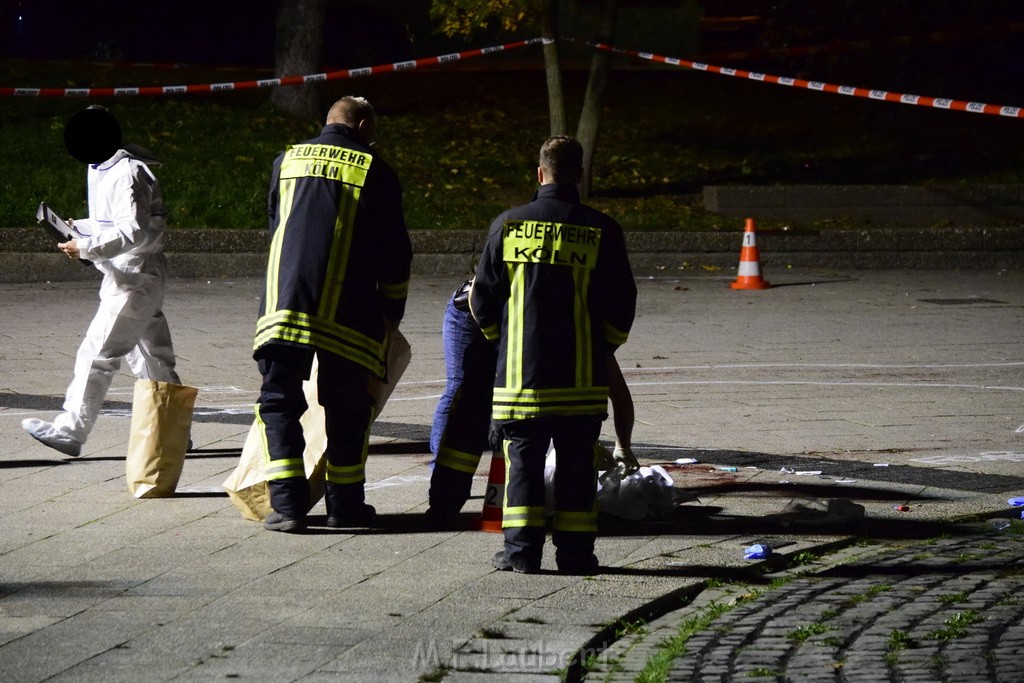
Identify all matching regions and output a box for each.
[318,185,361,319]
[603,321,629,346]
[573,267,592,388]
[256,310,381,353]
[553,510,597,533]
[266,459,305,480]
[506,263,525,390]
[254,325,382,373]
[492,387,609,402]
[254,404,303,479]
[492,404,609,420]
[501,220,600,269]
[326,462,364,485]
[436,446,482,474]
[480,323,499,340]
[254,310,385,373]
[379,279,409,300]
[491,386,609,420]
[502,505,546,528]
[265,177,296,315]
[325,410,372,484]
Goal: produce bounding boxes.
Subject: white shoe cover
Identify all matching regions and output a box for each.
[22,418,83,457]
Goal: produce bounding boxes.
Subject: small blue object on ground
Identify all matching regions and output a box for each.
[1008,497,1024,507]
[744,544,771,560]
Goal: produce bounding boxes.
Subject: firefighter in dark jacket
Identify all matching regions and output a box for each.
[254,96,412,533]
[470,136,637,573]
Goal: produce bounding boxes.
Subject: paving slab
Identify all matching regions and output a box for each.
[0,270,1022,681]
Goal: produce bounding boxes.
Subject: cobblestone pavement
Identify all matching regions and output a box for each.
[591,520,1024,682]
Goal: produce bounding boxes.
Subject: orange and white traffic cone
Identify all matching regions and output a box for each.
[476,450,505,533]
[730,218,771,290]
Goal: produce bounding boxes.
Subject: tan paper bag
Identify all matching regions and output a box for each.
[126,380,199,498]
[368,328,412,412]
[223,368,328,521]
[223,329,412,521]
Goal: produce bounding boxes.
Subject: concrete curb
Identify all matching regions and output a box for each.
[2,225,1023,283]
[704,184,1024,227]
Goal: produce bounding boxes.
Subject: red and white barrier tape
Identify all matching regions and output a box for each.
[7,32,1020,120]
[0,38,546,98]
[590,41,1023,119]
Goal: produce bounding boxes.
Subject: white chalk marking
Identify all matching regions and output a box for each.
[911,451,1024,465]
[621,361,1024,372]
[107,385,251,395]
[175,486,225,494]
[627,380,1024,392]
[365,474,431,491]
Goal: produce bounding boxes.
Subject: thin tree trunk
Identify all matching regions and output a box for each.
[542,0,566,136]
[271,0,328,121]
[575,0,618,198]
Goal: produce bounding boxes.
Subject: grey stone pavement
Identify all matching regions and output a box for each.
[1,267,1023,682]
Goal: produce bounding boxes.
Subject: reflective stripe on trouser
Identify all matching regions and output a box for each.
[428,445,484,514]
[549,418,601,561]
[319,354,374,516]
[499,415,602,568]
[256,347,313,519]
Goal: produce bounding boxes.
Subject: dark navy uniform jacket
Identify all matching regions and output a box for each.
[470,183,636,420]
[254,123,412,379]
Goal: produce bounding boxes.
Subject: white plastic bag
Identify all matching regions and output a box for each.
[596,463,684,520]
[543,446,687,520]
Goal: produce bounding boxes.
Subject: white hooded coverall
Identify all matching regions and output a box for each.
[52,148,181,442]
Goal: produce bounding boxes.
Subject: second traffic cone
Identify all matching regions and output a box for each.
[730,217,770,290]
[476,449,505,533]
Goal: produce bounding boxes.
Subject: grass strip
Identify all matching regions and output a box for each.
[635,601,732,683]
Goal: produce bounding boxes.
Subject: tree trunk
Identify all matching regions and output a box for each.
[541,0,566,136]
[575,0,618,198]
[271,0,328,121]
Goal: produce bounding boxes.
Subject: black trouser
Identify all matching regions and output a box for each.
[256,345,374,519]
[498,416,602,568]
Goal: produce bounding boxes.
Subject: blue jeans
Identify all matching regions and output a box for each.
[428,293,496,513]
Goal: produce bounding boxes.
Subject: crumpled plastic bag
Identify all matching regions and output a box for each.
[597,462,689,520]
[773,497,865,526]
[543,446,688,520]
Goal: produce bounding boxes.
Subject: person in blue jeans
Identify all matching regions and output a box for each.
[427,279,496,527]
[426,278,637,528]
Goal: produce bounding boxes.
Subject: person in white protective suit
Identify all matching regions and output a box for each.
[22,106,182,457]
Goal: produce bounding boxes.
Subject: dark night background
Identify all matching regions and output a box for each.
[0,0,416,67]
[1,0,1022,93]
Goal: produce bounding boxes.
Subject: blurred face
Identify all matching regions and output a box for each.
[64,107,121,164]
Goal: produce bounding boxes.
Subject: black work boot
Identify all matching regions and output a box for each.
[263,511,307,533]
[325,503,377,528]
[491,549,540,574]
[325,481,377,527]
[555,552,600,575]
[265,477,310,533]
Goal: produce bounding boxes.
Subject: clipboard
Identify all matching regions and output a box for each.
[36,202,91,265]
